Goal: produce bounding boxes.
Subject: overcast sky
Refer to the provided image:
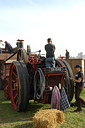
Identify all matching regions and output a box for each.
[0,0,85,57]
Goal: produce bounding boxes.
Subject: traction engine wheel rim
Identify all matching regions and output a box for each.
[9,61,25,111]
[4,78,10,99]
[9,63,19,110]
[9,61,29,111]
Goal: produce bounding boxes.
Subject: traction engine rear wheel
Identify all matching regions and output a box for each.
[9,61,29,111]
[63,60,74,101]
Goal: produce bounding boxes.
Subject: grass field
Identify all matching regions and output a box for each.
[0,89,85,128]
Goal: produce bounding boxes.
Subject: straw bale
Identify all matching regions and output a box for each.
[33,109,64,128]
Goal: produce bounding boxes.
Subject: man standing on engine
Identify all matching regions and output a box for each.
[45,38,55,68]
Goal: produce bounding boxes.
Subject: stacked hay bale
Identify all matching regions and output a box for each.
[33,109,64,128]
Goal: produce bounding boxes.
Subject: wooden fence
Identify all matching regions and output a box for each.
[65,59,85,82]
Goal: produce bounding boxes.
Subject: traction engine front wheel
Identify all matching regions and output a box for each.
[9,61,29,112]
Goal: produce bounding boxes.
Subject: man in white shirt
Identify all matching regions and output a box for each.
[0,40,4,53]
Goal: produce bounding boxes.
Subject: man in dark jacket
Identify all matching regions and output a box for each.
[4,41,12,54]
[65,49,70,59]
[45,38,55,68]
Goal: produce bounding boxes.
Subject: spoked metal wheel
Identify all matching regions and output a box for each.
[17,48,27,63]
[4,78,10,100]
[9,61,29,111]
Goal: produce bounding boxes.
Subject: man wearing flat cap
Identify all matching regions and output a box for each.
[4,41,12,54]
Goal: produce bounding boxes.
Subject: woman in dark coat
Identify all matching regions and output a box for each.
[70,64,85,112]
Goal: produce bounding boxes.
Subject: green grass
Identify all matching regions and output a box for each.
[0,89,85,128]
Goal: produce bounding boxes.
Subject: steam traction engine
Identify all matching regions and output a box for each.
[4,44,74,112]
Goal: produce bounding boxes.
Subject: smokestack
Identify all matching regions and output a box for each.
[16,39,24,49]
